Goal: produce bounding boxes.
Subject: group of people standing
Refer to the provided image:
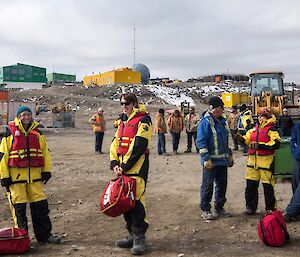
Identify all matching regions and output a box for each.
[2,94,300,256]
[91,94,300,256]
[154,107,200,155]
[197,97,300,223]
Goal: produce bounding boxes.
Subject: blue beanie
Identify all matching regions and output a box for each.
[16,106,32,117]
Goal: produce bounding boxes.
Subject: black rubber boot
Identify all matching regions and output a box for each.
[262,183,276,211]
[115,233,133,248]
[14,203,28,231]
[131,234,146,255]
[245,179,259,213]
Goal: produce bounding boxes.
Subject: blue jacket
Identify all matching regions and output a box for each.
[290,121,300,161]
[197,112,230,167]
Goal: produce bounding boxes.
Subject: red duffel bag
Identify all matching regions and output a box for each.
[0,227,30,254]
[100,175,136,217]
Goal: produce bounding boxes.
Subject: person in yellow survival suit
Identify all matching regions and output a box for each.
[239,107,281,215]
[0,106,61,244]
[110,93,152,255]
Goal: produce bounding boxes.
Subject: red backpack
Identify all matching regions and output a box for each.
[0,227,30,254]
[100,175,136,217]
[258,210,290,247]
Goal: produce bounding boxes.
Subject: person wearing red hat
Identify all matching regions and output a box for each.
[239,107,281,215]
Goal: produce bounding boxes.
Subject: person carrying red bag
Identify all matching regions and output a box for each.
[110,93,152,255]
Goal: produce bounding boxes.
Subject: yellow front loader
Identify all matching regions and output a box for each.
[250,71,290,117]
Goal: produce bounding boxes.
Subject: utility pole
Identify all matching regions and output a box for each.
[226,67,229,80]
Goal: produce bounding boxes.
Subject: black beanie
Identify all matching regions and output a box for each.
[208,96,224,109]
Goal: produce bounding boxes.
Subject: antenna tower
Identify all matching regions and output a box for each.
[133,24,136,66]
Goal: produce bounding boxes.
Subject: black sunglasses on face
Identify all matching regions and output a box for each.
[120,102,131,106]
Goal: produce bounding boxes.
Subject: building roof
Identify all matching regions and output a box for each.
[3,63,46,69]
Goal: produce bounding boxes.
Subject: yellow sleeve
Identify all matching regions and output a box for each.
[110,129,119,162]
[39,133,52,172]
[264,130,281,146]
[0,135,12,179]
[243,129,254,146]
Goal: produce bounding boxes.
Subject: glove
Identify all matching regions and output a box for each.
[41,172,51,184]
[204,160,214,171]
[1,177,12,188]
[249,142,258,149]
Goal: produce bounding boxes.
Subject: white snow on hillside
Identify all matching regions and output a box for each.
[145,85,196,107]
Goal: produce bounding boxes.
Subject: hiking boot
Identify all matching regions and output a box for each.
[201,210,216,220]
[215,208,232,218]
[244,208,256,215]
[116,234,133,248]
[184,149,191,153]
[44,234,61,244]
[131,234,146,255]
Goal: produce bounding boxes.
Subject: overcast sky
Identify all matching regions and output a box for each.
[1,0,300,82]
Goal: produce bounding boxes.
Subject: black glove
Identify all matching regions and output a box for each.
[1,177,12,188]
[41,172,51,184]
[110,160,119,171]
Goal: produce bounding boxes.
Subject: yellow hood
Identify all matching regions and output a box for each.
[128,104,149,121]
[259,114,276,129]
[14,118,40,134]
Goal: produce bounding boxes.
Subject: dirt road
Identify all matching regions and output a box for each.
[0,102,299,257]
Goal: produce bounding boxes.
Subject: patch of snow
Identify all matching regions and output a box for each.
[145,85,196,107]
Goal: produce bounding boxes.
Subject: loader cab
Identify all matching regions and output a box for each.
[250,71,285,116]
[250,71,284,97]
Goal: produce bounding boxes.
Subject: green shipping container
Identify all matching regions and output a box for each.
[274,137,294,179]
[0,63,46,83]
[47,72,76,83]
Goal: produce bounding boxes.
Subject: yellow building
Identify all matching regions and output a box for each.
[83,67,141,86]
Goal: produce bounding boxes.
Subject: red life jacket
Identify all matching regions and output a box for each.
[117,112,148,155]
[248,123,275,156]
[8,122,44,168]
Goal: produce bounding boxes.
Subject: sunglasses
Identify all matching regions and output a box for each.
[120,101,131,106]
